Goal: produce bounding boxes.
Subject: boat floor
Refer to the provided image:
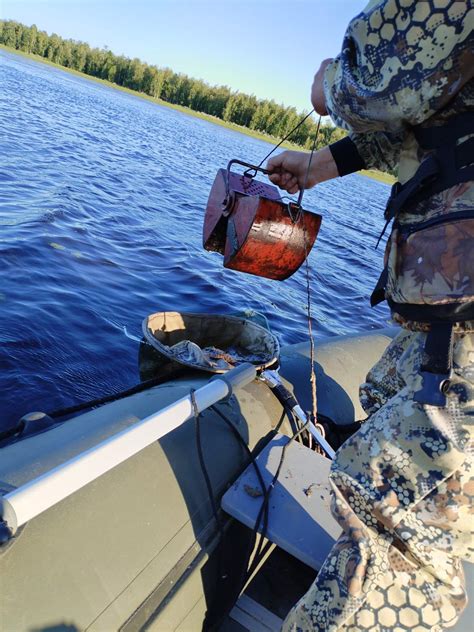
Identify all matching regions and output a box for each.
[221,546,315,631]
[221,544,474,632]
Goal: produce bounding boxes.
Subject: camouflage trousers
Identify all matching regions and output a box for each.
[283,328,474,632]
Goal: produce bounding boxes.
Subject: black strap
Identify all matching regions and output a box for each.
[373,111,473,311]
[421,323,454,376]
[384,111,474,221]
[414,112,474,148]
[414,323,454,407]
[329,136,366,176]
[457,137,474,169]
[387,299,474,323]
[370,266,388,307]
[384,157,439,220]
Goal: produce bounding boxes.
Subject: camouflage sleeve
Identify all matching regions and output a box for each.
[348,130,404,172]
[323,0,474,134]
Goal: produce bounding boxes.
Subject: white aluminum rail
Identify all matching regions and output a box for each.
[0,363,256,535]
[260,370,335,459]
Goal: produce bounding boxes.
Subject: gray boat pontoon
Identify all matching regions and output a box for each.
[0,319,472,631]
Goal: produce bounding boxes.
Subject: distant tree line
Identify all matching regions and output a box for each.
[1,20,347,149]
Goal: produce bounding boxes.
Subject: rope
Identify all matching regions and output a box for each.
[0,370,187,445]
[300,116,326,451]
[255,109,315,170]
[244,422,310,584]
[297,115,322,208]
[45,374,174,418]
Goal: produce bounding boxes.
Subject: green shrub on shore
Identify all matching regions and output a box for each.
[0,19,348,149]
[1,19,394,183]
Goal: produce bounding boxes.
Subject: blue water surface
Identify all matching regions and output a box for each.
[0,51,391,431]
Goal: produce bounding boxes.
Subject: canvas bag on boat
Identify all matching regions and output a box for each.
[141,311,280,374]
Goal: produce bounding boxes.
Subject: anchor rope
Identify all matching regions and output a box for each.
[301,115,326,450]
[255,108,326,450]
[253,108,325,451]
[298,115,322,208]
[255,109,315,171]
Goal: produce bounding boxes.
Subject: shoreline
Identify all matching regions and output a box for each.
[2,45,394,185]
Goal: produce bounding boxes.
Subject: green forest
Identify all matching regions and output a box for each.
[1,20,347,150]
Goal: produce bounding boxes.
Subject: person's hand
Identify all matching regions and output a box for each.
[311,58,333,116]
[267,146,339,194]
[267,151,311,194]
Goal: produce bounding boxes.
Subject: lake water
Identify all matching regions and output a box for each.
[0,51,391,433]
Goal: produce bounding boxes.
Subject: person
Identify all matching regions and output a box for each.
[266,1,474,630]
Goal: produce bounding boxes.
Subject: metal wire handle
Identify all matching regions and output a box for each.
[255,109,315,170]
[297,115,322,208]
[223,159,271,212]
[226,159,270,181]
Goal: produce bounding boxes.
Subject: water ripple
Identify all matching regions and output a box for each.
[0,50,391,430]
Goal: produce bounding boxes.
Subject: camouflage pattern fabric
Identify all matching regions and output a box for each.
[323,0,473,170]
[283,328,474,631]
[388,217,474,306]
[323,0,474,330]
[282,3,474,629]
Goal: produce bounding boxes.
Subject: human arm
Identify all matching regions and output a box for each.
[348,129,403,173]
[266,129,402,194]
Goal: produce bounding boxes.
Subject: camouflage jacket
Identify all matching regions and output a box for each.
[323,0,474,331]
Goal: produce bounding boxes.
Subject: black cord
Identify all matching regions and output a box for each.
[191,390,225,542]
[0,369,187,446]
[202,397,307,593]
[256,109,315,170]
[47,370,185,420]
[209,405,270,496]
[0,423,24,443]
[195,399,300,629]
[208,404,272,594]
[245,423,308,583]
[196,402,286,632]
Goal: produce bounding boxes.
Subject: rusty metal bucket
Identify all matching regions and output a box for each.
[203,160,322,280]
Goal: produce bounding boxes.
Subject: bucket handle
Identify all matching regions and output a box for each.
[226,159,270,180]
[223,159,304,223]
[222,159,271,215]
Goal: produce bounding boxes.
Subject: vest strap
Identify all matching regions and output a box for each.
[372,111,474,320]
[370,267,388,307]
[414,323,454,407]
[384,112,474,221]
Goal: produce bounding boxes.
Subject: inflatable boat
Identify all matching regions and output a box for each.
[0,320,472,631]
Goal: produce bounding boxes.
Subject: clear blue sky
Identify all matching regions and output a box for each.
[3,0,365,111]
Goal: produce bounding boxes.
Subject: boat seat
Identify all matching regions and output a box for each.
[221,433,340,571]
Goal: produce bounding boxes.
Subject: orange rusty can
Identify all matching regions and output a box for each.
[203,160,322,280]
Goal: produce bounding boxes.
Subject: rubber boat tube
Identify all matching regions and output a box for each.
[1,364,256,535]
[6,328,472,632]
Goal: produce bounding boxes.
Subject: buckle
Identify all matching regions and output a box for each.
[414,371,452,407]
[384,181,402,221]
